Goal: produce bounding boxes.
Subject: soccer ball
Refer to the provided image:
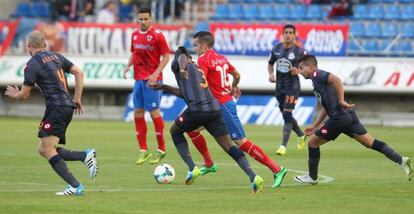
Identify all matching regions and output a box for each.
[154,164,175,184]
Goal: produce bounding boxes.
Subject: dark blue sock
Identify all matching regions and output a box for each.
[371,139,402,165]
[228,146,256,182]
[172,133,196,171]
[308,147,320,180]
[49,155,80,187]
[282,111,293,146]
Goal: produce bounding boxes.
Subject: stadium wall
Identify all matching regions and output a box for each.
[0,56,413,126]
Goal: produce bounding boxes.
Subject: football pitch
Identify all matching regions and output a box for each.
[0,117,413,214]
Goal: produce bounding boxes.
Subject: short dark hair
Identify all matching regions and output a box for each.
[283,24,296,34]
[298,54,318,66]
[193,31,214,47]
[139,7,151,16]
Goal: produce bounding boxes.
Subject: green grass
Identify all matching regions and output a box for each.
[0,117,413,214]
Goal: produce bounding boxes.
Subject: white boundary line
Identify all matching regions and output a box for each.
[0,168,334,192]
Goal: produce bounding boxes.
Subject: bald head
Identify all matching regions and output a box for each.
[27,31,46,49]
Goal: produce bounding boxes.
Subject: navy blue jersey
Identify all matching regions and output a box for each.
[171,57,221,112]
[23,51,75,107]
[268,43,305,94]
[311,70,347,117]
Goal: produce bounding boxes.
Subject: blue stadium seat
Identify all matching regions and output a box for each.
[364,22,381,38]
[10,3,31,18]
[384,5,401,20]
[244,4,260,20]
[400,0,414,3]
[31,2,50,18]
[399,41,412,52]
[228,4,244,20]
[382,24,398,38]
[368,0,382,3]
[274,5,290,20]
[275,0,290,3]
[211,4,229,20]
[194,22,209,32]
[258,5,276,20]
[378,40,396,51]
[382,0,395,3]
[348,40,361,52]
[350,22,365,37]
[353,5,369,19]
[363,40,379,51]
[306,5,323,20]
[368,5,384,20]
[228,0,243,2]
[119,4,133,21]
[400,5,414,20]
[401,23,414,38]
[257,0,274,2]
[289,5,306,20]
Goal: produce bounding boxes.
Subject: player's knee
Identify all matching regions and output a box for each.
[38,145,52,158]
[282,111,293,123]
[149,109,161,118]
[227,145,245,161]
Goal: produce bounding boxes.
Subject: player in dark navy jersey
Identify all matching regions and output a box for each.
[150,47,264,193]
[292,54,413,184]
[268,24,307,156]
[5,31,98,196]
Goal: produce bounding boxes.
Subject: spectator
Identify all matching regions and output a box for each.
[36,17,65,52]
[79,0,95,22]
[96,0,118,24]
[328,0,353,19]
[51,0,79,21]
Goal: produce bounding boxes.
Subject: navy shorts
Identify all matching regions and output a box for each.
[315,110,367,141]
[175,109,229,137]
[276,92,299,112]
[133,80,162,111]
[38,106,74,144]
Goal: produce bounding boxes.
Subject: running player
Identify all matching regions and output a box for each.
[150,47,264,193]
[268,24,307,156]
[5,31,98,196]
[293,54,413,184]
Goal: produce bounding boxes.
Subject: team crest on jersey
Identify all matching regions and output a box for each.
[147,35,152,41]
[321,128,328,134]
[288,52,295,60]
[42,122,52,131]
[133,35,137,40]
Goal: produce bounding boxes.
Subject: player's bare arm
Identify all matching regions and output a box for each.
[267,63,276,83]
[229,70,241,99]
[305,105,327,136]
[149,83,182,98]
[327,73,355,109]
[123,55,133,79]
[69,65,84,115]
[290,66,300,76]
[178,54,189,79]
[5,85,32,100]
[146,53,170,84]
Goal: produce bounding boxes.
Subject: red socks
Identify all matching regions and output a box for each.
[187,131,214,167]
[134,117,147,151]
[152,116,166,152]
[239,140,281,173]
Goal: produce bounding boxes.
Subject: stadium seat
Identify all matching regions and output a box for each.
[353,5,369,19]
[257,0,274,2]
[350,22,365,37]
[384,5,401,20]
[31,2,50,18]
[363,40,379,51]
[10,3,31,18]
[119,4,133,21]
[244,4,260,20]
[399,41,413,52]
[364,22,381,38]
[378,40,396,51]
[289,5,306,20]
[258,5,276,20]
[228,4,244,20]
[194,22,209,32]
[348,40,362,52]
[382,24,398,38]
[382,0,395,3]
[400,6,414,20]
[401,23,414,38]
[274,5,290,20]
[368,0,382,3]
[400,0,414,3]
[275,0,290,3]
[211,4,229,20]
[367,5,384,20]
[306,5,323,20]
